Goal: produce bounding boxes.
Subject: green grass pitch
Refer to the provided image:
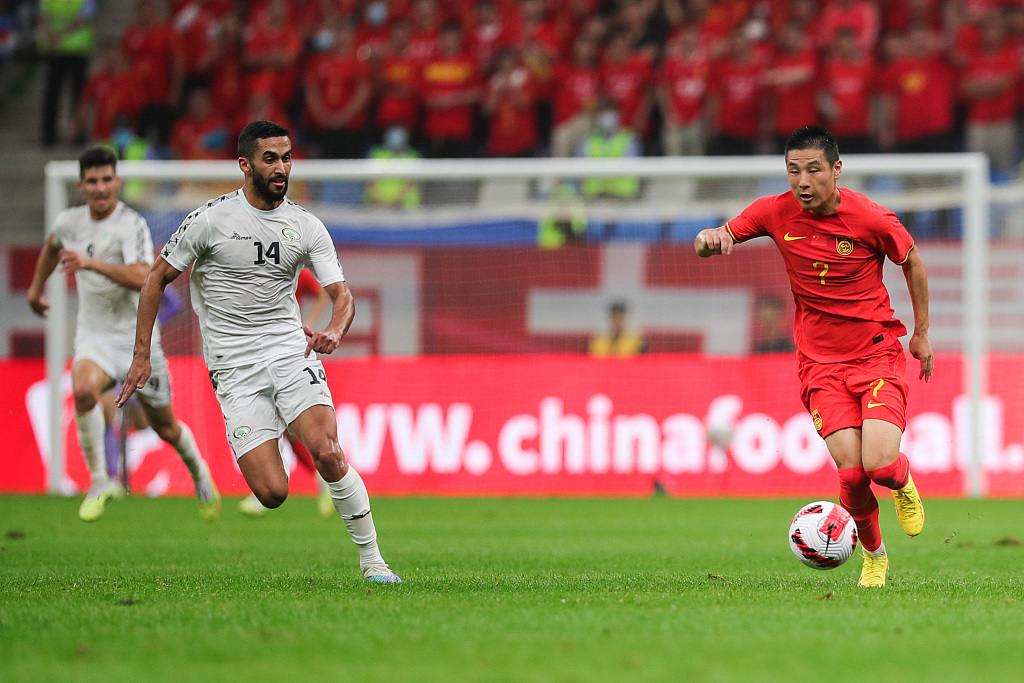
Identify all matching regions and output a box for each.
[2,494,1024,682]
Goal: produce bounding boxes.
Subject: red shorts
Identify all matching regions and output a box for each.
[797,341,909,438]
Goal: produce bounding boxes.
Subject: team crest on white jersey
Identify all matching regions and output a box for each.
[281,227,301,242]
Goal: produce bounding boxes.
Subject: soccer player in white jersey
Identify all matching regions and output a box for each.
[117,121,402,584]
[27,147,221,523]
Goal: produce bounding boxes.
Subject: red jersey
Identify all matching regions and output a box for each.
[243,19,303,104]
[881,55,955,142]
[960,46,1020,123]
[305,52,371,132]
[817,1,880,52]
[820,55,876,137]
[485,67,538,156]
[659,52,710,125]
[122,21,180,105]
[601,54,654,132]
[711,56,764,138]
[173,2,228,77]
[420,54,479,139]
[551,61,599,125]
[377,52,421,129]
[81,71,141,141]
[297,269,321,300]
[170,113,229,160]
[766,47,818,135]
[725,188,914,363]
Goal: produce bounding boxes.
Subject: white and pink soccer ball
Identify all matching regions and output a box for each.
[788,501,858,570]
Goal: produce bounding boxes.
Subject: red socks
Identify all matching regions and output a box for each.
[838,466,882,552]
[866,452,911,490]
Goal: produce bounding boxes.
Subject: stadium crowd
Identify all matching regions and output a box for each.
[24,0,1024,174]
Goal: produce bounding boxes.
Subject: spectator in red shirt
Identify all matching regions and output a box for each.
[169,86,229,160]
[408,0,443,63]
[358,0,393,60]
[879,24,956,153]
[376,18,421,134]
[817,0,881,53]
[960,11,1022,172]
[762,22,818,152]
[209,11,246,116]
[819,27,879,154]
[467,0,521,72]
[483,47,539,157]
[706,30,765,155]
[656,23,710,156]
[420,21,481,158]
[550,35,600,157]
[600,29,655,142]
[304,21,373,159]
[68,43,141,144]
[122,0,183,147]
[242,0,303,110]
[519,0,566,59]
[883,0,946,35]
[230,87,292,148]
[172,0,232,91]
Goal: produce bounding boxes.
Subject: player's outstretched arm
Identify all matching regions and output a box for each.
[59,250,149,291]
[117,257,183,406]
[26,235,62,318]
[303,281,355,358]
[901,246,934,382]
[694,226,735,258]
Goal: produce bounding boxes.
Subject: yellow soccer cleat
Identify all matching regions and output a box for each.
[237,494,267,518]
[893,473,925,536]
[194,463,221,523]
[78,480,124,522]
[857,549,889,588]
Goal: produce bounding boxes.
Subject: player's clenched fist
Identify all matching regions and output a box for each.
[694,227,735,257]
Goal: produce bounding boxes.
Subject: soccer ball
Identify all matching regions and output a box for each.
[788,501,858,570]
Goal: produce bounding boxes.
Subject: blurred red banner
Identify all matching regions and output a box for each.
[3,354,1024,497]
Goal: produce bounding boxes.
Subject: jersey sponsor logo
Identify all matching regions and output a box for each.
[811,409,823,432]
[229,231,253,241]
[232,425,252,440]
[281,227,301,243]
[783,233,806,241]
[836,238,854,255]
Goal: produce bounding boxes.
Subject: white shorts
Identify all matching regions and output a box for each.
[209,356,335,459]
[74,333,172,408]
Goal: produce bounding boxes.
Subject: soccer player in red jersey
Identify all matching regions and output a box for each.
[695,126,932,587]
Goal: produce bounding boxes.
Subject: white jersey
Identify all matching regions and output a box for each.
[161,189,345,370]
[52,202,159,345]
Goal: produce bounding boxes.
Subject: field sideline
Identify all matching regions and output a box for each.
[2,495,1023,682]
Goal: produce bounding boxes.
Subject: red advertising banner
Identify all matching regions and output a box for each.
[3,355,1024,497]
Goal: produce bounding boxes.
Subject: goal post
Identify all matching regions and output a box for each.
[43,153,992,497]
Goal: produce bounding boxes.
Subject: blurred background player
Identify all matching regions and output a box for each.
[588,300,646,357]
[695,126,931,587]
[119,121,400,584]
[238,267,334,518]
[26,146,220,522]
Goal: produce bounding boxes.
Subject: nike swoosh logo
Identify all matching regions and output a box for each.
[867,401,886,409]
[783,233,806,241]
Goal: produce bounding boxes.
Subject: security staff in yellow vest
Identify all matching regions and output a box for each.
[589,300,646,357]
[537,182,587,249]
[39,0,96,146]
[364,125,422,209]
[577,100,640,200]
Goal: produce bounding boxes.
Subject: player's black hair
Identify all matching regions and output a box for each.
[785,126,840,166]
[78,146,118,179]
[237,120,290,160]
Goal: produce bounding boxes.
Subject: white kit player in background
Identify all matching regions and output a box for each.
[27,147,221,523]
[118,121,401,584]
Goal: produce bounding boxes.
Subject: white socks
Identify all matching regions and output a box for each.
[865,541,887,558]
[171,422,205,481]
[76,404,108,485]
[327,466,385,568]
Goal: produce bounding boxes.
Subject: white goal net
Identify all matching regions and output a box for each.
[42,153,1016,498]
